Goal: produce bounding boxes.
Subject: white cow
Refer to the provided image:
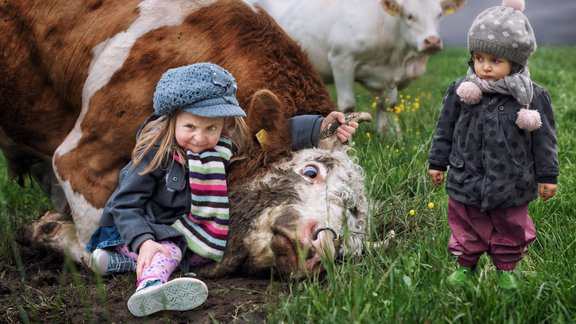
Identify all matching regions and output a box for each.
[250,0,466,132]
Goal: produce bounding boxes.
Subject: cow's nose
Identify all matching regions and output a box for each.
[423,36,443,52]
[311,227,339,259]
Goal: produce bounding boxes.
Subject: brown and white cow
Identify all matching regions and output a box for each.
[1,0,371,277]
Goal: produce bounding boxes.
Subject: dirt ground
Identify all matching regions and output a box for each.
[0,245,280,323]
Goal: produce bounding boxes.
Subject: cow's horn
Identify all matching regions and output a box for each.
[370,230,396,250]
[318,111,373,150]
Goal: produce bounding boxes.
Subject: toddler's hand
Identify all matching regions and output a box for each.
[428,169,445,187]
[136,239,171,277]
[539,183,557,201]
[321,111,359,143]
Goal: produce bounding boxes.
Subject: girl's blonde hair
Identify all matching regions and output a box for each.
[132,112,253,175]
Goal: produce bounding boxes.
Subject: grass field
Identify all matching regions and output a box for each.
[1,46,575,322]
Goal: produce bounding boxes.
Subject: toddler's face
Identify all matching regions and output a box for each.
[175,111,224,153]
[472,51,512,81]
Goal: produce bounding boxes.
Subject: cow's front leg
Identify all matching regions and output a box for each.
[375,87,402,135]
[329,53,357,113]
[17,211,91,265]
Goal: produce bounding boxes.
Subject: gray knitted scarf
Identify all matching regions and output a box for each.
[465,67,533,106]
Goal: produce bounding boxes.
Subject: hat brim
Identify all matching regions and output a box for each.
[183,104,246,118]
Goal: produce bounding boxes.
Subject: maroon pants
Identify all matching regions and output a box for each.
[447,198,536,270]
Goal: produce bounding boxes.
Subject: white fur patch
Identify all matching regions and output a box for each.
[58,179,104,246]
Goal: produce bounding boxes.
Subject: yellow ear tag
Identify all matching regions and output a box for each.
[444,7,455,15]
[256,129,268,146]
[387,7,398,16]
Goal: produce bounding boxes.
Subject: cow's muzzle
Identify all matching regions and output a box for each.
[312,227,343,261]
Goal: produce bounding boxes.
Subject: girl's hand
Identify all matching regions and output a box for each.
[321,111,359,143]
[428,169,445,187]
[539,183,557,201]
[136,239,171,277]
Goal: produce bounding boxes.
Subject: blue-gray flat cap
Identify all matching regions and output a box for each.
[153,62,246,118]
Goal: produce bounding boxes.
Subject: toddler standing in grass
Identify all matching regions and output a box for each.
[427,0,558,289]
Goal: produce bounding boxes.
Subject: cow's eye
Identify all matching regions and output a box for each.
[303,165,318,178]
[407,14,414,21]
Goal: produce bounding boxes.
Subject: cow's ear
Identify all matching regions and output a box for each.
[246,89,291,151]
[381,0,401,16]
[247,89,284,133]
[441,0,467,15]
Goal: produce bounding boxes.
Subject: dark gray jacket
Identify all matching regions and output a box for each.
[429,78,558,211]
[97,115,325,253]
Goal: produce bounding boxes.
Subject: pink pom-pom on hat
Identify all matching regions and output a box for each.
[502,0,525,11]
[456,81,482,105]
[516,107,542,132]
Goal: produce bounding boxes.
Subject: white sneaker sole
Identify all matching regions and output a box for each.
[89,249,109,275]
[127,278,208,317]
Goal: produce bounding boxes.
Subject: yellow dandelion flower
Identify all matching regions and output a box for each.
[409,209,415,216]
[395,148,399,153]
[371,101,377,108]
[386,144,390,149]
[366,132,371,139]
[428,202,435,209]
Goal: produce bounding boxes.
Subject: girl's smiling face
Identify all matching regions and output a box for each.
[174,111,224,153]
[472,51,512,81]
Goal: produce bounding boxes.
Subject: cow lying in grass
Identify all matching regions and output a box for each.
[1,0,371,277]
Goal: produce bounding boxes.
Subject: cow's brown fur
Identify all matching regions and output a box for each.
[1,0,335,208]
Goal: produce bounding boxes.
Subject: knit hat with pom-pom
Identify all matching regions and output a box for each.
[468,0,536,66]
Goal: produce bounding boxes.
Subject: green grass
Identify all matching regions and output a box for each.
[267,46,576,323]
[0,166,51,258]
[1,46,575,322]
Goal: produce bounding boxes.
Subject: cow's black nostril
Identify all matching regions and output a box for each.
[305,247,316,260]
